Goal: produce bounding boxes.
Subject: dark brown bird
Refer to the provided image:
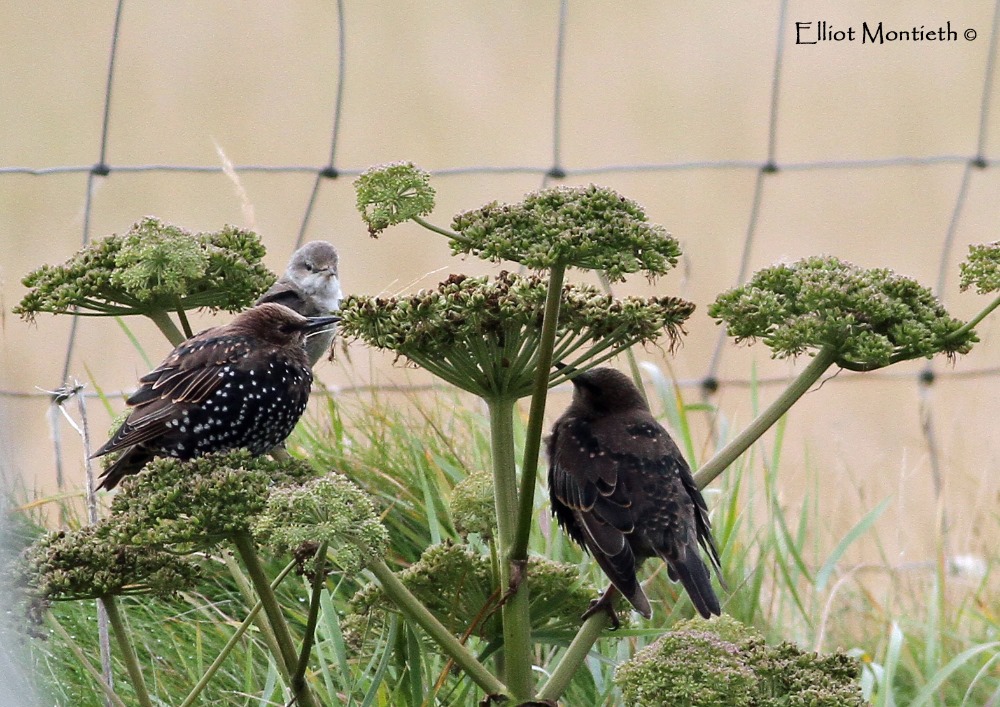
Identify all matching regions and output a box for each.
[547,366,723,624]
[92,303,340,490]
[255,241,341,366]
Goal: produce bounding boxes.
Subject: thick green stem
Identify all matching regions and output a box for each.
[231,534,321,707]
[536,611,611,703]
[145,310,185,347]
[180,560,297,707]
[369,559,508,698]
[693,346,838,490]
[101,596,154,707]
[511,262,565,561]
[45,612,128,707]
[222,550,288,683]
[487,397,534,701]
[292,542,329,697]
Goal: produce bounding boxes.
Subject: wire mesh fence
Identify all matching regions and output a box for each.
[1,1,998,564]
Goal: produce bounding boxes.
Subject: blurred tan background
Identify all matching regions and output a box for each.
[1,1,997,576]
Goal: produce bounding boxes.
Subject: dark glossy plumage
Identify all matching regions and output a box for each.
[548,367,723,621]
[256,241,341,366]
[93,303,339,490]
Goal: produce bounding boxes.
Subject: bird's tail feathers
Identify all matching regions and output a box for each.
[664,550,721,619]
[592,550,652,619]
[621,583,652,619]
[95,447,150,492]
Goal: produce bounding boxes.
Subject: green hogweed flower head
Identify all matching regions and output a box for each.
[960,241,1000,294]
[709,255,974,371]
[20,523,201,602]
[451,184,681,281]
[253,474,389,574]
[450,470,496,541]
[342,543,594,651]
[109,450,318,553]
[615,615,865,707]
[355,162,436,237]
[14,217,274,321]
[339,271,694,399]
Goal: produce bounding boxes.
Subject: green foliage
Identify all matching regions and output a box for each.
[343,542,594,650]
[339,270,694,398]
[18,387,1000,705]
[615,615,865,706]
[709,255,974,370]
[14,217,274,320]
[254,474,389,573]
[20,524,201,602]
[355,161,436,237]
[450,470,496,541]
[960,240,1000,294]
[108,450,318,552]
[451,184,681,281]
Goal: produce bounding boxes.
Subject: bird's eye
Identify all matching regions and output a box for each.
[304,262,314,272]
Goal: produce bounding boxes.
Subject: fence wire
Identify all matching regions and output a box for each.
[2,0,999,502]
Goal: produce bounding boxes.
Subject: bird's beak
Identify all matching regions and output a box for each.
[303,315,341,332]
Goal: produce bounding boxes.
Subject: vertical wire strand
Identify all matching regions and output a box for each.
[548,0,569,180]
[297,0,348,247]
[703,0,789,387]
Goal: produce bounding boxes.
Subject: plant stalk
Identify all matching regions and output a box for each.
[292,542,329,696]
[536,611,611,703]
[231,533,321,707]
[945,292,1000,341]
[101,596,154,707]
[692,345,838,490]
[175,304,194,339]
[179,560,297,707]
[511,261,565,561]
[412,215,471,245]
[369,559,508,699]
[145,310,185,347]
[487,397,534,701]
[45,612,129,707]
[597,270,648,403]
[222,549,288,683]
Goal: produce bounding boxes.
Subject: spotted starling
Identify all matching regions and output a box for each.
[548,366,723,623]
[92,303,340,490]
[255,241,342,366]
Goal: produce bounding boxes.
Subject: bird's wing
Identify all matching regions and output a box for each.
[677,455,725,582]
[256,281,311,314]
[92,334,251,456]
[628,429,723,617]
[549,415,640,579]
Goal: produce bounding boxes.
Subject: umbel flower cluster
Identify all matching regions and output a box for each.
[355,161,436,237]
[22,524,202,603]
[338,271,694,399]
[960,240,1000,294]
[342,542,596,651]
[14,217,274,320]
[450,470,496,541]
[254,475,389,574]
[450,184,681,281]
[21,451,387,602]
[356,163,682,282]
[615,615,866,707]
[709,255,975,370]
